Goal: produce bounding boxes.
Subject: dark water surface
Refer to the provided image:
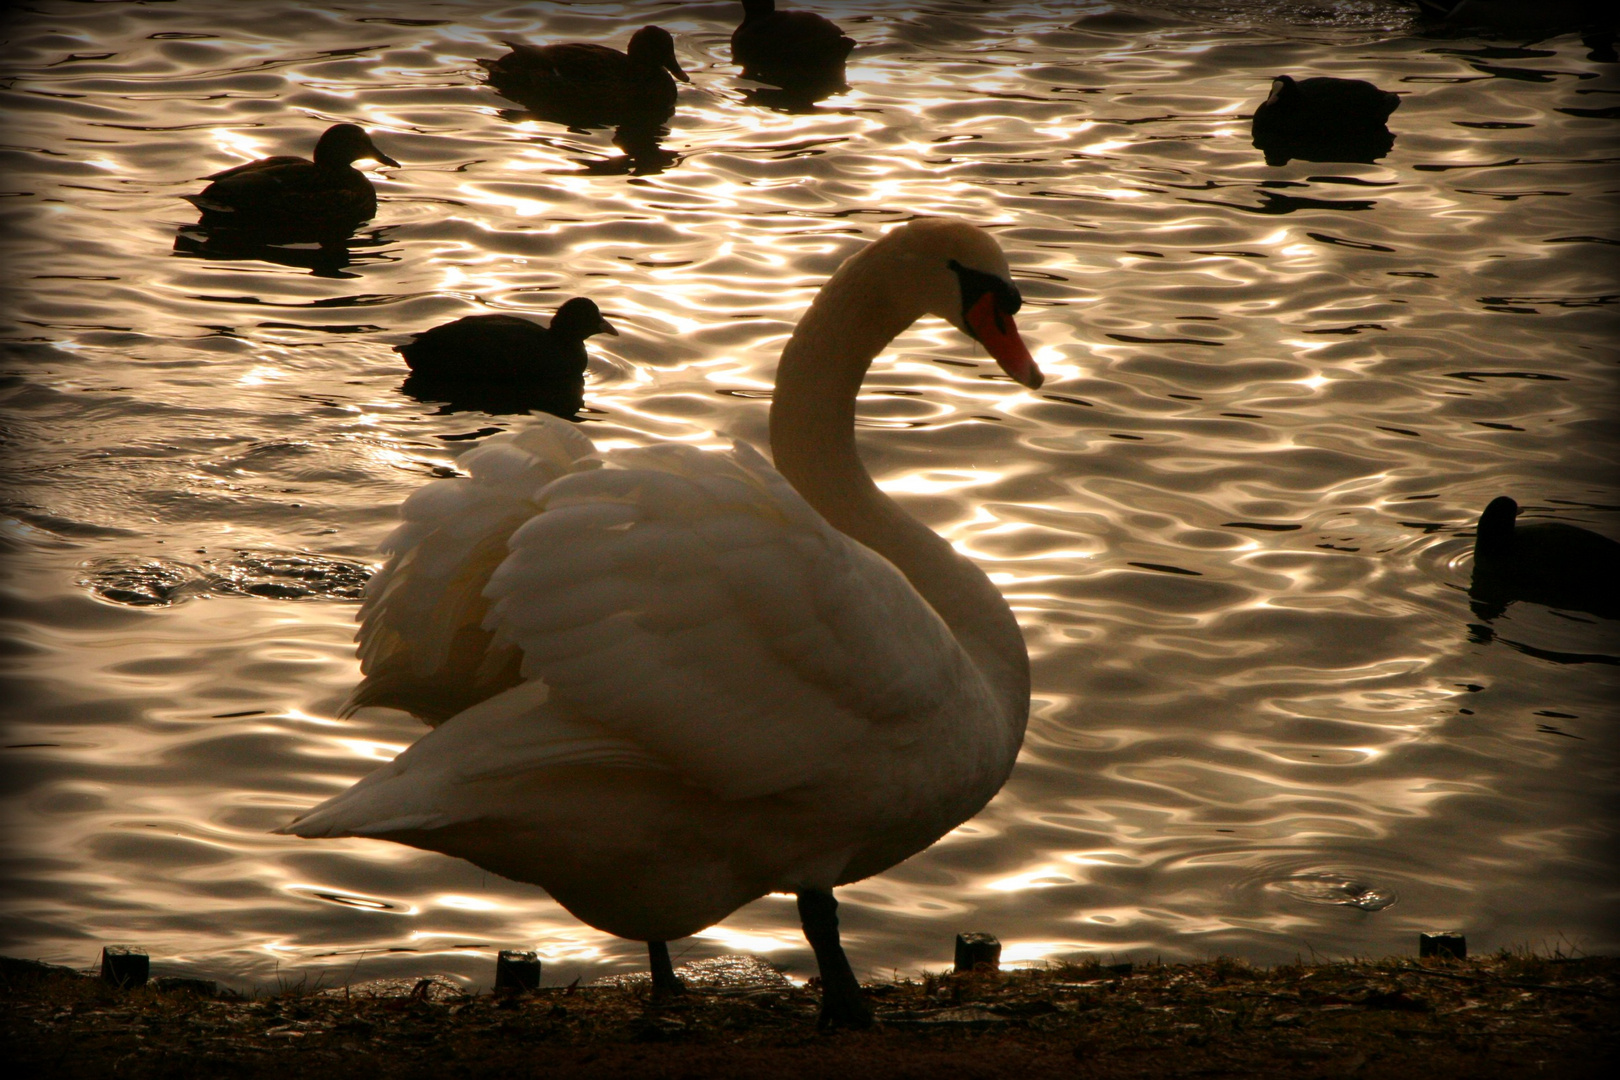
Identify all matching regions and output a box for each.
[2,1,1616,991]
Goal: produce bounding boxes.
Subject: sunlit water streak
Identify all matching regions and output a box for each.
[1,0,1616,992]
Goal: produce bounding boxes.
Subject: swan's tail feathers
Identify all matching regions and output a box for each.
[273,735,453,839]
[349,416,602,723]
[277,681,667,840]
[276,788,451,840]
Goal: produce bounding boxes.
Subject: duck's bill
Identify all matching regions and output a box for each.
[598,317,620,336]
[966,292,1043,389]
[368,146,402,168]
[668,60,691,83]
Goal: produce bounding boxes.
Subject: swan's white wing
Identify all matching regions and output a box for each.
[345,421,602,721]
[483,437,975,801]
[281,681,668,838]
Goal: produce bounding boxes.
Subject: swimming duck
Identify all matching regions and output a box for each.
[396,300,617,420]
[1471,496,1620,618]
[1253,75,1399,136]
[479,26,689,127]
[1251,75,1399,166]
[280,219,1042,1029]
[396,299,617,383]
[182,124,399,237]
[731,0,855,87]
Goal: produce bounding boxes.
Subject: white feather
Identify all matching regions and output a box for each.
[283,681,666,838]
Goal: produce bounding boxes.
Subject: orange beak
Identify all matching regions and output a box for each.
[966,292,1042,389]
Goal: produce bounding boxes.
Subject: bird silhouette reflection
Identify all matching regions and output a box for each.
[400,373,586,420]
[171,224,394,279]
[739,66,849,112]
[587,122,681,176]
[490,110,681,176]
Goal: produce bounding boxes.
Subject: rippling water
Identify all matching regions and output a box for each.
[2,0,1617,992]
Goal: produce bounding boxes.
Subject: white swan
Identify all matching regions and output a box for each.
[280,218,1043,1027]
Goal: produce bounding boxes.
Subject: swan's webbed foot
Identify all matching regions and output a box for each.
[797,888,873,1030]
[648,940,685,1000]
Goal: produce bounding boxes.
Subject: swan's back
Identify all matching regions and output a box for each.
[342,415,988,798]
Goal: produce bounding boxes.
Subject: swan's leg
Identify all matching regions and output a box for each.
[647,940,684,998]
[796,888,873,1029]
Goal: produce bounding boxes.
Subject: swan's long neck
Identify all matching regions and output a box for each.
[768,258,1030,712]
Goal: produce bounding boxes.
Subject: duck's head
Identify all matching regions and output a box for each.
[628,26,690,83]
[873,219,1042,390]
[1476,495,1520,557]
[549,298,618,342]
[1262,75,1298,109]
[313,124,402,169]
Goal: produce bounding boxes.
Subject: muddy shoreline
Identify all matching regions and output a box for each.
[5,951,1615,1078]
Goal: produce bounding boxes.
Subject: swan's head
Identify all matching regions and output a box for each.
[880,218,1043,390]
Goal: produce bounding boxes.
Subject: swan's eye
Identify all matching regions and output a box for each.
[948,259,1021,333]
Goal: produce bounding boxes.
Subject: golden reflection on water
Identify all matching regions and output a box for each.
[1,0,1617,991]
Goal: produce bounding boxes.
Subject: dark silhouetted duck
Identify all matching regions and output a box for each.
[182,124,399,238]
[397,299,617,418]
[731,0,855,88]
[399,299,617,382]
[479,26,689,127]
[1470,496,1620,619]
[1251,75,1399,166]
[1254,75,1399,136]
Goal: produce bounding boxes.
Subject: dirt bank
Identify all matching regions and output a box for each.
[4,951,1614,1078]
